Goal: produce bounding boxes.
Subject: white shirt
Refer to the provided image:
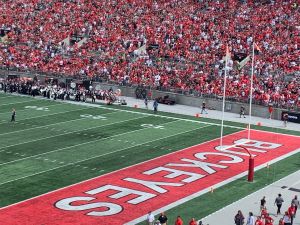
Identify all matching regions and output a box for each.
[147,213,155,222]
[247,216,255,225]
[283,215,291,223]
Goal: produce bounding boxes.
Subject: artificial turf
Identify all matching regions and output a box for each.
[0,92,299,224]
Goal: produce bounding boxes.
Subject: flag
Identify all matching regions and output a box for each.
[237,55,251,70]
[254,42,261,55]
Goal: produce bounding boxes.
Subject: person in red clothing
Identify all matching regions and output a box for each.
[268,104,273,119]
[261,206,268,218]
[288,203,296,225]
[265,213,274,225]
[175,216,183,225]
[188,218,197,225]
[278,218,284,225]
[255,216,264,225]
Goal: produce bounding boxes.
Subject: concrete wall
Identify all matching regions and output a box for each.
[0,71,286,121]
[95,83,284,120]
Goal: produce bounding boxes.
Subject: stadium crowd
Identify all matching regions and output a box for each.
[0,0,299,108]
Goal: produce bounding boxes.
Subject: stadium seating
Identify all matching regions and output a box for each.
[0,0,299,108]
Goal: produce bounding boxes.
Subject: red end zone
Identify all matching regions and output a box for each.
[1,130,299,225]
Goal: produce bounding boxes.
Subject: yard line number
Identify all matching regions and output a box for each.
[141,124,165,129]
[25,106,49,111]
[80,114,107,120]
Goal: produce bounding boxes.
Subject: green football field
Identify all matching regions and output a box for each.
[0,92,299,224]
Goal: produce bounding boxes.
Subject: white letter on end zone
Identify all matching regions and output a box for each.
[144,167,204,183]
[86,185,156,204]
[55,197,122,216]
[124,178,183,193]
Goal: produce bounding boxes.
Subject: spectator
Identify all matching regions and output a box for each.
[275,194,284,215]
[255,216,263,225]
[147,211,155,225]
[265,213,274,225]
[234,210,245,225]
[282,211,291,225]
[175,216,183,225]
[291,195,299,215]
[287,204,296,225]
[189,218,197,225]
[260,196,266,212]
[246,212,255,225]
[158,212,168,225]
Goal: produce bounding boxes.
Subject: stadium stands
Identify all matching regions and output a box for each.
[0,0,299,108]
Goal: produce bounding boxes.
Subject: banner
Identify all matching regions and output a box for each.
[282,111,300,124]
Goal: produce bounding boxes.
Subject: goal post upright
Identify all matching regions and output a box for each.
[220,45,230,148]
[248,40,256,140]
[237,145,255,182]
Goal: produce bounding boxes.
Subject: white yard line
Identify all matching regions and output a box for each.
[0,99,39,107]
[1,125,245,211]
[0,95,14,98]
[0,118,184,166]
[0,99,39,106]
[0,124,212,188]
[0,111,120,136]
[0,107,88,125]
[0,113,149,153]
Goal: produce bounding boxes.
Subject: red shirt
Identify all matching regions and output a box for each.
[255,219,264,225]
[175,218,183,225]
[189,220,197,225]
[288,206,296,217]
[265,215,274,225]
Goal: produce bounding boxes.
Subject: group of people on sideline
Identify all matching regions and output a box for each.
[234,195,299,225]
[147,211,206,225]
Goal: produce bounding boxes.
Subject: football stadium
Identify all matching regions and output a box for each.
[0,1,299,225]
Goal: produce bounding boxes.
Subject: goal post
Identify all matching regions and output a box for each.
[217,143,255,182]
[237,145,254,182]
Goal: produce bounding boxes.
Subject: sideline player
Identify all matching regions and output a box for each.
[240,106,246,118]
[201,102,208,114]
[282,112,288,127]
[11,108,16,122]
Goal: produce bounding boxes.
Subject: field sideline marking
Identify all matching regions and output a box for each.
[0,125,244,210]
[0,118,188,166]
[0,113,150,153]
[0,110,120,136]
[0,99,40,107]
[126,148,300,225]
[199,155,300,224]
[0,124,212,189]
[0,95,14,98]
[2,93,300,138]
